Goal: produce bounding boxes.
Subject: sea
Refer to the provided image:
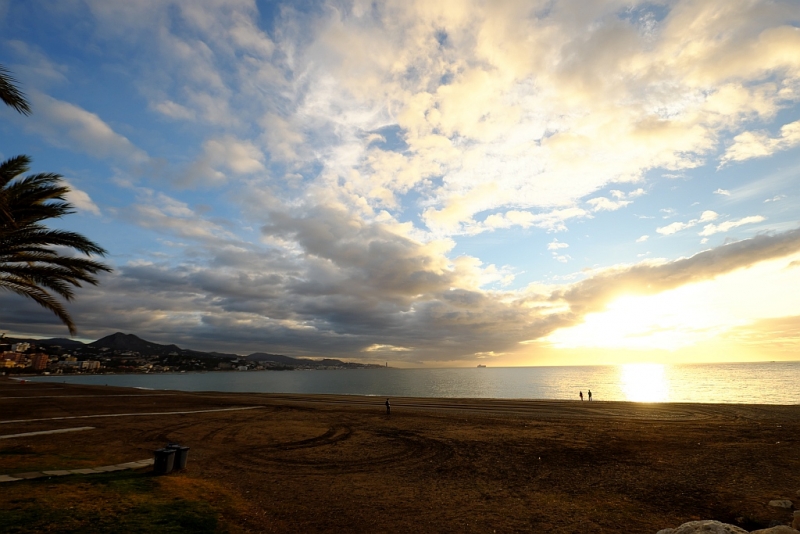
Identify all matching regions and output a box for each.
[28,361,800,405]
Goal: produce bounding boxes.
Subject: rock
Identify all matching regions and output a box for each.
[750,527,800,534]
[659,520,748,533]
[769,500,794,509]
[793,511,800,530]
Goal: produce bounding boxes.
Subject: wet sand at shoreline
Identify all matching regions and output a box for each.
[2,378,799,533]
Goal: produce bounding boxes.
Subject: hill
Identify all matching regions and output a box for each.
[89,332,183,354]
[245,352,305,365]
[1,337,87,348]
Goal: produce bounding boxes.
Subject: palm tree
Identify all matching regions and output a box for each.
[0,156,111,335]
[1,65,110,335]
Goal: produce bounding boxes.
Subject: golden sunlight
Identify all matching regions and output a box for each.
[619,363,669,402]
[542,253,800,356]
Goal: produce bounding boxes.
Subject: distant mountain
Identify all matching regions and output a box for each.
[33,338,87,348]
[245,353,351,368]
[245,352,305,365]
[204,351,242,359]
[90,332,182,354]
[85,332,240,359]
[0,337,87,348]
[318,358,347,367]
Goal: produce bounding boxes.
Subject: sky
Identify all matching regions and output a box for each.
[1,0,799,367]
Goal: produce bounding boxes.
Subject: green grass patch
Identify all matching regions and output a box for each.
[0,471,230,533]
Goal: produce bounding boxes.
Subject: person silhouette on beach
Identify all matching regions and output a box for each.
[385,399,391,415]
[579,391,583,401]
[588,390,592,401]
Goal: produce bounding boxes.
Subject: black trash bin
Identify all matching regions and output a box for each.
[167,443,190,470]
[153,447,176,475]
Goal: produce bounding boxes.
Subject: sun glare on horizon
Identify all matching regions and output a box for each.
[541,254,800,361]
[620,363,669,402]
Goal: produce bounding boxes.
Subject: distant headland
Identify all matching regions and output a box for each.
[0,332,384,375]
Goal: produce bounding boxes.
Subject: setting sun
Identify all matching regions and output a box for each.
[620,363,669,402]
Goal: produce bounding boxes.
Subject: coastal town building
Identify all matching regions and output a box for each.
[80,361,101,371]
[2,352,24,363]
[30,354,49,370]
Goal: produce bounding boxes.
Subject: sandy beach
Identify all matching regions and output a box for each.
[1,377,799,533]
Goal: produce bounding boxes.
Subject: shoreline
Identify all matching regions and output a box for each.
[13,373,800,408]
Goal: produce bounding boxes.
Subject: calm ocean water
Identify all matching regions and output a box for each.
[29,361,800,404]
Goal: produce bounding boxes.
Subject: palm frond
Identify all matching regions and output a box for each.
[0,65,32,116]
[0,277,76,335]
[0,227,109,256]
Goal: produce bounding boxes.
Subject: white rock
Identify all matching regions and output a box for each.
[769,500,794,509]
[662,520,748,534]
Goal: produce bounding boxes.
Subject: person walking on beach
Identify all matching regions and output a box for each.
[385,399,391,415]
[588,390,592,401]
[579,391,583,401]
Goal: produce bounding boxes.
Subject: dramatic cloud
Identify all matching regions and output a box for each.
[551,228,800,318]
[5,221,800,363]
[1,0,799,364]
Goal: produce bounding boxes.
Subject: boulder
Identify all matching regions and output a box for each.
[769,500,794,509]
[657,520,748,533]
[750,527,800,534]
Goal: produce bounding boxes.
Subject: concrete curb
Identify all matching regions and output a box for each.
[0,458,154,483]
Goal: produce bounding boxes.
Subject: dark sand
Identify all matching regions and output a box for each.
[1,377,799,533]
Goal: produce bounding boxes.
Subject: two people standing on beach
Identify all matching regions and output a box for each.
[579,390,593,401]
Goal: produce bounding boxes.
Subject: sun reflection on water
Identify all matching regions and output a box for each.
[620,363,669,402]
